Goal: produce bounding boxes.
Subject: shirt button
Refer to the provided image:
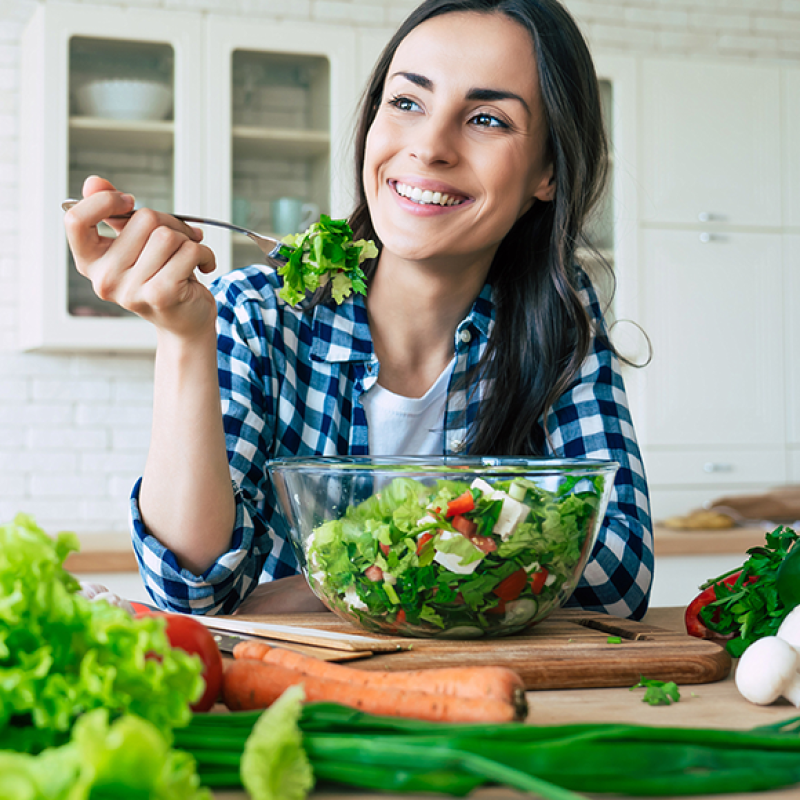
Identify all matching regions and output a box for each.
[459,329,472,344]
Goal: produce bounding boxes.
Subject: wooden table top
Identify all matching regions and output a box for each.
[214,606,800,800]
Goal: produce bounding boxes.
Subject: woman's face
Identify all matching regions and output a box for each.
[363,11,555,268]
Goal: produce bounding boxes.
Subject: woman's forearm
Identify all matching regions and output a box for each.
[139,325,236,575]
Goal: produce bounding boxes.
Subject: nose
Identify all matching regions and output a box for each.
[409,113,460,167]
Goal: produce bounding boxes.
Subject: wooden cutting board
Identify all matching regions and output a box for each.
[229,608,732,690]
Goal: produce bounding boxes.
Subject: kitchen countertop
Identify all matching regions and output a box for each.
[214,606,800,800]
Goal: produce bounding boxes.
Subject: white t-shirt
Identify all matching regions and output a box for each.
[362,359,455,455]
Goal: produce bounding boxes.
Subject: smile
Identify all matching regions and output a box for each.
[392,181,468,207]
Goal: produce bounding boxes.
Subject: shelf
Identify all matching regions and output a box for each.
[232,125,329,159]
[69,116,174,152]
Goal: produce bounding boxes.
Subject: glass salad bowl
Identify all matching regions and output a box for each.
[270,456,619,639]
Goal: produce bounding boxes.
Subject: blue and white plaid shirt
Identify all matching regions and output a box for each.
[131,265,653,619]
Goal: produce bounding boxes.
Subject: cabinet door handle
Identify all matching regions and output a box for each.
[703,462,734,473]
[699,232,726,243]
[698,212,725,222]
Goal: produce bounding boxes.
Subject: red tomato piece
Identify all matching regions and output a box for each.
[468,533,497,554]
[379,543,390,556]
[493,568,528,602]
[416,532,434,554]
[446,491,475,517]
[530,568,549,595]
[451,514,478,538]
[364,564,384,582]
[487,598,507,615]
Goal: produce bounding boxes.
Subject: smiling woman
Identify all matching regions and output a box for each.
[63,0,652,622]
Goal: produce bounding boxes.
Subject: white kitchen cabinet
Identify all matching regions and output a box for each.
[787,235,800,446]
[785,70,800,230]
[640,58,782,229]
[20,3,357,351]
[638,228,785,447]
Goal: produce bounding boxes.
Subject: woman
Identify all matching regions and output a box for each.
[64,0,653,619]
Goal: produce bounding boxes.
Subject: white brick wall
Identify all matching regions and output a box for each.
[2,0,799,538]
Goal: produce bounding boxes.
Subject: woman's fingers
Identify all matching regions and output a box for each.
[64,189,136,266]
[64,184,218,336]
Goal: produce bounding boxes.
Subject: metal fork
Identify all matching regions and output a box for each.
[61,199,288,267]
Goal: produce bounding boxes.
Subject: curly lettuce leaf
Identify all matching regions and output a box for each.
[277,215,377,306]
[0,514,203,751]
[0,709,211,800]
[241,685,314,800]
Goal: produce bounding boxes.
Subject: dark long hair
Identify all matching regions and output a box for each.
[349,0,610,455]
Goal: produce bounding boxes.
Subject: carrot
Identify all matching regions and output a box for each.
[222,658,520,722]
[231,639,527,717]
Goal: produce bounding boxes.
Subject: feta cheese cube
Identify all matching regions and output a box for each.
[343,587,368,610]
[492,491,531,541]
[470,478,495,499]
[432,531,483,575]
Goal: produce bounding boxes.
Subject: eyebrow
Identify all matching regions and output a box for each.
[389,71,531,114]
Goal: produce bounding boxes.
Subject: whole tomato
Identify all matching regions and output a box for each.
[131,603,223,712]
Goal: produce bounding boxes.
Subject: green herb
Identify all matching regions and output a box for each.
[631,676,681,706]
[175,701,800,798]
[699,526,800,657]
[607,635,622,644]
[0,708,211,800]
[0,513,203,753]
[277,215,378,305]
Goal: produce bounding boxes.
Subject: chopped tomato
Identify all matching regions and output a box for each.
[379,542,390,556]
[487,598,507,615]
[446,490,475,517]
[493,568,528,602]
[451,514,478,538]
[468,533,497,554]
[395,608,407,624]
[364,565,384,582]
[416,532,434,554]
[530,568,549,595]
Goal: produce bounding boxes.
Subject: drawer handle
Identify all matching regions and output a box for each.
[699,232,726,244]
[703,462,734,473]
[698,211,726,222]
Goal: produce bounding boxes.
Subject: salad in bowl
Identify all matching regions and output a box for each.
[270,457,618,638]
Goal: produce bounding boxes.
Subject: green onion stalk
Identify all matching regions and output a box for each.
[174,697,800,800]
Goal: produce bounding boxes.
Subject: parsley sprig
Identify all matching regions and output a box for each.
[699,526,800,658]
[631,676,681,706]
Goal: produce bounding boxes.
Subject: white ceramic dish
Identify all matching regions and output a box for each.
[73,79,172,121]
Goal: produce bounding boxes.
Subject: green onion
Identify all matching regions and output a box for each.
[173,705,800,798]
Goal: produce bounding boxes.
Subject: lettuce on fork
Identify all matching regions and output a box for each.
[277,215,378,306]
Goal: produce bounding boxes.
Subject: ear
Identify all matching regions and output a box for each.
[532,163,555,203]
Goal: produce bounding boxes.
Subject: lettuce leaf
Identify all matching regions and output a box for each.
[0,709,211,800]
[0,514,203,752]
[241,685,314,800]
[277,215,377,306]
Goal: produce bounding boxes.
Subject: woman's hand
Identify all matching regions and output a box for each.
[233,575,329,615]
[64,175,218,341]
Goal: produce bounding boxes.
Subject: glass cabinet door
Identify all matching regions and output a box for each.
[20,4,202,351]
[67,36,175,319]
[229,50,331,269]
[203,17,357,277]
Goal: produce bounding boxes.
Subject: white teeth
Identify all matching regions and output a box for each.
[394,182,464,207]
